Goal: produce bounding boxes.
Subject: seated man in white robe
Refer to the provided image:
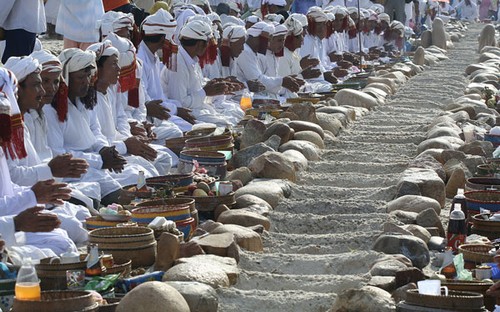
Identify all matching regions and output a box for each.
[137,9,195,139]
[3,56,90,245]
[44,48,126,206]
[163,20,240,126]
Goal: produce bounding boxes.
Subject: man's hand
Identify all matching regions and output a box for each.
[146,100,170,120]
[125,136,157,161]
[48,154,88,178]
[14,206,61,232]
[100,146,127,173]
[247,80,266,93]
[282,76,304,93]
[329,52,343,63]
[300,54,320,69]
[177,107,196,124]
[31,179,71,206]
[487,281,500,297]
[130,121,148,137]
[333,67,349,78]
[338,60,353,69]
[323,71,338,84]
[203,81,227,96]
[301,66,322,80]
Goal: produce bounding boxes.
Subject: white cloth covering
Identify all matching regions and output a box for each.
[56,0,104,43]
[0,0,46,34]
[45,0,61,25]
[4,56,41,83]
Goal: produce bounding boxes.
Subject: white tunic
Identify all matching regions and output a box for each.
[56,0,104,42]
[45,0,61,25]
[0,0,46,34]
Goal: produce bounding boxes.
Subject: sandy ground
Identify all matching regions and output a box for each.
[216,24,484,312]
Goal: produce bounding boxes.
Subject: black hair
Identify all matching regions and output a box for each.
[96,55,110,68]
[142,34,164,43]
[216,3,230,15]
[180,38,203,47]
[276,10,289,23]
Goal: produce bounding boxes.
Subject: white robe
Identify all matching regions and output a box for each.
[45,0,61,25]
[55,0,103,42]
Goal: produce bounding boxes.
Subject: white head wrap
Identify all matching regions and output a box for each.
[307,7,328,22]
[378,13,390,23]
[87,40,119,63]
[59,48,96,86]
[174,8,197,42]
[227,2,240,13]
[326,12,335,21]
[285,16,304,36]
[247,21,269,37]
[245,15,261,24]
[289,13,308,26]
[264,0,286,6]
[179,20,214,41]
[0,67,25,159]
[107,33,136,68]
[0,68,18,120]
[347,7,358,15]
[222,24,247,42]
[390,21,405,37]
[31,50,62,73]
[189,0,209,6]
[265,13,284,24]
[222,15,245,26]
[141,8,177,41]
[370,4,384,14]
[207,12,222,23]
[101,11,134,38]
[263,23,275,37]
[272,24,288,37]
[4,56,42,83]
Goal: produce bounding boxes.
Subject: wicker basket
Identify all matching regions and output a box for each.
[442,279,495,311]
[11,291,99,312]
[36,260,87,291]
[103,260,132,278]
[465,190,500,213]
[458,244,495,264]
[405,289,484,311]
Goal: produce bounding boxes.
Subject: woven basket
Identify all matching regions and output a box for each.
[178,192,236,212]
[458,244,494,264]
[89,227,154,244]
[465,190,500,213]
[466,178,500,192]
[442,279,495,311]
[405,289,484,310]
[36,260,86,291]
[103,260,132,278]
[11,291,99,312]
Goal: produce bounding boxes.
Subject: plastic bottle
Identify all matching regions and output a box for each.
[239,92,252,111]
[85,243,104,277]
[440,247,456,279]
[451,188,469,234]
[15,257,41,301]
[136,171,147,192]
[447,203,467,253]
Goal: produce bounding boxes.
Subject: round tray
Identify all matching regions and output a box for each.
[458,244,495,264]
[405,289,484,310]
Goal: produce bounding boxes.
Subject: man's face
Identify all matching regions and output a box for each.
[68,67,92,99]
[316,21,327,39]
[41,71,61,105]
[269,5,284,14]
[268,34,285,53]
[116,27,131,39]
[196,40,209,57]
[18,72,45,112]
[99,55,120,85]
[293,33,304,50]
[334,15,344,31]
[230,37,245,58]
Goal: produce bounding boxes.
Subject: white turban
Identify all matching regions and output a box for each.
[207,12,221,23]
[307,7,328,22]
[289,13,307,26]
[347,7,358,15]
[4,56,42,83]
[179,20,214,41]
[326,12,335,21]
[272,24,288,37]
[370,4,384,14]
[59,48,96,87]
[285,16,303,36]
[264,0,286,6]
[189,0,209,6]
[245,15,261,24]
[247,21,269,37]
[101,11,134,38]
[0,68,18,121]
[368,10,378,21]
[141,8,177,41]
[378,13,390,23]
[106,33,136,68]
[0,67,25,159]
[86,40,119,63]
[391,21,405,37]
[265,13,284,24]
[227,2,240,13]
[222,24,247,42]
[222,15,245,26]
[31,50,62,73]
[263,23,275,37]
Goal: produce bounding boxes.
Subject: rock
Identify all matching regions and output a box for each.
[211,224,264,252]
[461,155,487,175]
[387,195,441,214]
[262,134,282,151]
[397,168,446,208]
[389,210,418,224]
[370,259,409,276]
[416,208,445,237]
[445,168,466,199]
[459,141,494,157]
[175,254,239,285]
[282,149,309,171]
[231,143,274,168]
[421,30,432,48]
[447,110,470,123]
[402,224,432,244]
[217,209,271,230]
[279,140,320,161]
[383,222,413,236]
[373,254,414,268]
[226,167,253,186]
[417,138,454,155]
[165,281,218,312]
[395,268,424,288]
[287,120,324,139]
[443,158,470,181]
[248,151,297,182]
[392,283,417,304]
[262,122,293,145]
[373,234,430,269]
[427,126,460,139]
[409,154,446,182]
[213,204,230,220]
[413,46,425,65]
[441,149,466,164]
[235,194,273,211]
[427,236,446,251]
[240,119,266,149]
[368,276,396,292]
[396,180,421,197]
[416,149,445,164]
[478,24,497,53]
[425,227,441,236]
[293,131,325,149]
[163,262,230,288]
[154,232,181,271]
[116,281,190,312]
[334,89,379,109]
[234,181,284,208]
[287,102,319,123]
[198,220,223,233]
[194,233,240,261]
[317,106,356,121]
[180,241,205,258]
[331,286,396,312]
[316,112,343,136]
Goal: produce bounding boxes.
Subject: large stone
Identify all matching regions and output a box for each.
[194,233,240,262]
[293,131,325,149]
[413,46,425,65]
[235,194,273,210]
[461,155,487,175]
[116,281,190,312]
[334,89,379,109]
[316,112,343,136]
[163,262,230,288]
[445,168,466,199]
[226,167,253,186]
[217,209,271,230]
[367,276,396,292]
[417,138,453,155]
[248,151,297,182]
[416,208,445,237]
[402,224,432,244]
[331,286,396,312]
[279,140,320,161]
[262,134,281,151]
[397,168,446,208]
[262,122,293,145]
[383,222,413,236]
[372,234,430,269]
[176,255,239,285]
[180,241,205,258]
[395,268,424,288]
[165,281,218,312]
[234,181,284,208]
[427,126,460,139]
[211,224,264,252]
[409,154,446,182]
[416,148,445,164]
[392,283,417,304]
[316,106,356,121]
[287,102,319,123]
[287,120,324,139]
[459,140,495,157]
[427,236,446,251]
[441,149,466,164]
[387,195,441,214]
[370,259,409,276]
[240,119,266,149]
[389,210,418,224]
[282,149,309,171]
[443,158,471,180]
[231,143,274,168]
[154,232,181,272]
[396,180,421,197]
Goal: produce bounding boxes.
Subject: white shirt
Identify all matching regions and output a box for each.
[0,0,46,34]
[278,47,302,77]
[455,1,479,20]
[56,0,104,42]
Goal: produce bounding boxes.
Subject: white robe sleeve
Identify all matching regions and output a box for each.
[0,216,16,248]
[163,66,206,111]
[0,185,37,217]
[235,49,283,91]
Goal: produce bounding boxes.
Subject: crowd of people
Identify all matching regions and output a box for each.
[0,0,479,263]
